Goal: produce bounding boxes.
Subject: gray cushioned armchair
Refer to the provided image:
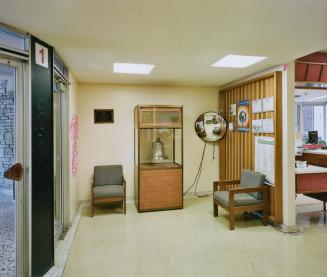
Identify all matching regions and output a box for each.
[91,165,126,216]
[213,169,269,230]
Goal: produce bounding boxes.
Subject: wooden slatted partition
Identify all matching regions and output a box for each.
[219,72,283,224]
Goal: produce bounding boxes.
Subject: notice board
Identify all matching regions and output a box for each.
[255,136,275,185]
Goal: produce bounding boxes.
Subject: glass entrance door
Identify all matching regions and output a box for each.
[53,74,65,241]
[0,58,24,277]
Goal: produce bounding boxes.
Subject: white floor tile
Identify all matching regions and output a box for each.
[63,197,327,277]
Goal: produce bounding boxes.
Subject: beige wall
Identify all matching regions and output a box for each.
[77,84,219,200]
[68,72,79,222]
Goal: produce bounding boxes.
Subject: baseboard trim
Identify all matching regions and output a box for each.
[124,191,213,203]
[44,201,87,277]
[183,190,213,198]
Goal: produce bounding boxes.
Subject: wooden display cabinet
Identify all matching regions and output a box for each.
[134,105,183,212]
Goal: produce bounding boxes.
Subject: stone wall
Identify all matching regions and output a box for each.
[0,80,15,189]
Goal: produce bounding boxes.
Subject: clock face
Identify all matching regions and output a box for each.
[194,112,227,142]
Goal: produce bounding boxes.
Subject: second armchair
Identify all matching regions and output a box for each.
[213,169,269,230]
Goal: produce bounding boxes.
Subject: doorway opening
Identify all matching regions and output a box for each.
[0,60,22,277]
[53,72,68,241]
[294,51,327,229]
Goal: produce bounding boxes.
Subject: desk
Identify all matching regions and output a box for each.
[302,150,327,155]
[299,150,327,167]
[295,165,327,211]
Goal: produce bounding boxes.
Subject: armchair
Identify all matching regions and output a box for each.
[213,169,269,230]
[91,165,126,217]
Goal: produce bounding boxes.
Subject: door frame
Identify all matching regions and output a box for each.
[53,70,70,234]
[53,74,65,242]
[0,55,31,276]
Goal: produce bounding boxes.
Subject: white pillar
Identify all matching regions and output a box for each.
[282,62,297,231]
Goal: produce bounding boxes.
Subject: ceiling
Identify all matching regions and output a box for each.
[295,52,327,82]
[1,0,327,86]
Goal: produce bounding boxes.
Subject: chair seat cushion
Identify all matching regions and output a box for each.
[214,191,262,207]
[93,185,124,199]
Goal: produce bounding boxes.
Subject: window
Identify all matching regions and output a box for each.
[0,26,29,53]
[302,105,314,133]
[296,103,326,144]
[313,106,324,140]
[54,52,69,80]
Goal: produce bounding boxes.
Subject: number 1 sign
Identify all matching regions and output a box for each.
[35,42,49,68]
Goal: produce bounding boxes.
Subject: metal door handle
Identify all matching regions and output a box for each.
[4,163,23,181]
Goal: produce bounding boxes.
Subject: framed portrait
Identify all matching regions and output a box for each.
[237,100,250,131]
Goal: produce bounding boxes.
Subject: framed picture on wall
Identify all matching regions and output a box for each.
[94,109,114,124]
[237,100,250,132]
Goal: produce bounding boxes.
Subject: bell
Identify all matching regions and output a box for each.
[151,137,168,162]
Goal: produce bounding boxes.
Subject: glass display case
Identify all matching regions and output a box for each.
[134,105,183,212]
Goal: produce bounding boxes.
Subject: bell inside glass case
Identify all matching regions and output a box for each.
[149,137,169,163]
[139,128,181,165]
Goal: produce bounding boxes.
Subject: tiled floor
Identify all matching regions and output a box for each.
[63,196,327,277]
[0,187,15,277]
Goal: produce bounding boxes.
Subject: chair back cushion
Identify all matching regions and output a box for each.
[94,165,123,186]
[240,169,265,200]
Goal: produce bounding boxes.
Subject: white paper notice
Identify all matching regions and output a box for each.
[228,122,234,131]
[255,136,275,184]
[262,97,274,112]
[252,119,263,133]
[252,99,262,113]
[262,118,274,133]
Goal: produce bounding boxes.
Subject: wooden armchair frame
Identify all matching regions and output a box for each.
[91,176,126,217]
[213,180,269,230]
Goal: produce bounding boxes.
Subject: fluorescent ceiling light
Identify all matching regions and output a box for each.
[308,95,327,101]
[113,62,155,74]
[211,55,267,68]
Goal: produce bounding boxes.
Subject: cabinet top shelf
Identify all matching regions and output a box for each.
[137,105,183,108]
[137,127,182,129]
[139,163,183,170]
[135,105,183,129]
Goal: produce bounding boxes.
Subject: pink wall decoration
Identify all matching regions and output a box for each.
[282,64,287,71]
[70,114,79,177]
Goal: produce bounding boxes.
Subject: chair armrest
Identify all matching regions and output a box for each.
[229,186,268,195]
[213,180,240,191]
[228,186,269,207]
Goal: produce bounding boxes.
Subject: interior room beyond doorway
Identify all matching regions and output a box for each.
[295,88,327,228]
